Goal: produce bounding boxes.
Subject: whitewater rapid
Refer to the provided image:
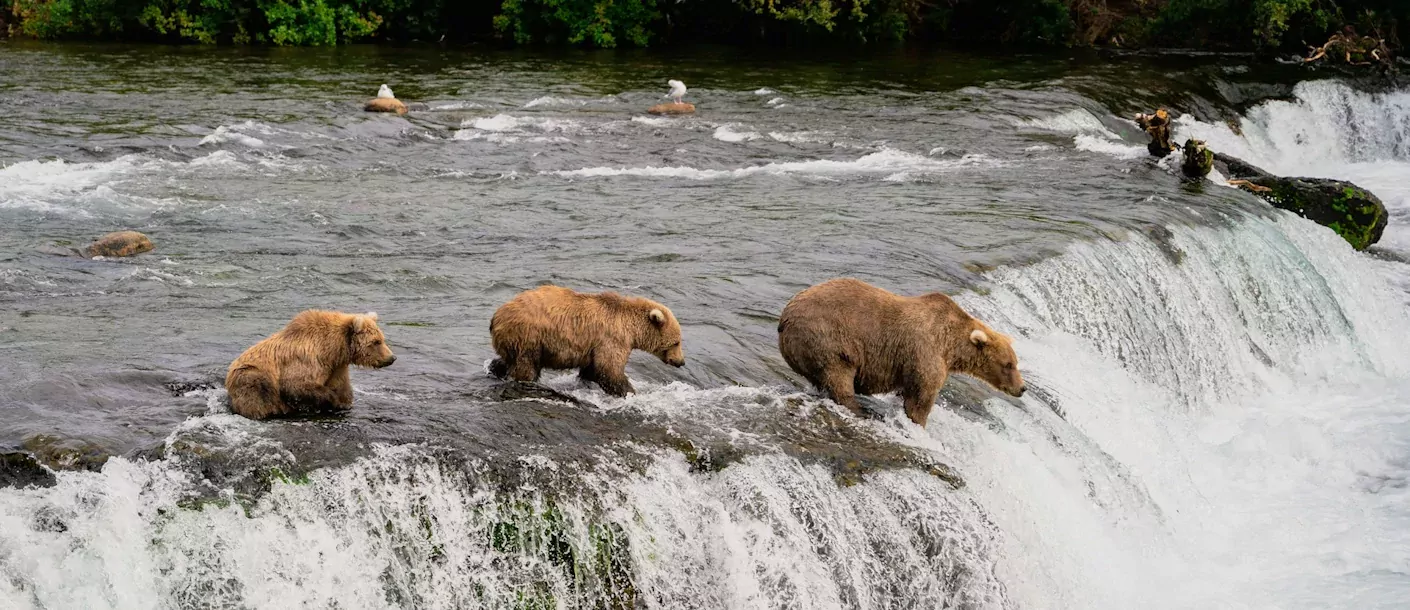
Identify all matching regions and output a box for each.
[2,51,1409,609]
[1176,80,1410,254]
[6,209,1410,610]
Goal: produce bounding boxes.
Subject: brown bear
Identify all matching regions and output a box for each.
[488,285,685,396]
[777,278,1025,427]
[226,310,396,420]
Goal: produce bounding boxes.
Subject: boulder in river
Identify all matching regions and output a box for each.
[1216,152,1388,250]
[647,102,695,116]
[86,230,154,258]
[1181,139,1213,178]
[1,452,57,489]
[365,97,408,115]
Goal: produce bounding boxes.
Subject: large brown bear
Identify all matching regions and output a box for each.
[778,278,1025,427]
[489,285,685,396]
[226,310,396,420]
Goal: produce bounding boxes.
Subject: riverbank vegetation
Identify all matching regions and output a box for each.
[2,0,1405,51]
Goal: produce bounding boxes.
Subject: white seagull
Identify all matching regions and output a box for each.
[377,84,395,99]
[665,79,686,104]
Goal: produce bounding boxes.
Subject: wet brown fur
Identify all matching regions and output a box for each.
[489,285,685,396]
[226,310,396,420]
[777,278,1025,427]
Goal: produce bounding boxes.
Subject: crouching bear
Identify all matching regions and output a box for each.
[226,310,396,420]
[489,285,685,396]
[778,278,1025,427]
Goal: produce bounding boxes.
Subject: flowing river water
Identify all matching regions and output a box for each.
[1,43,1408,609]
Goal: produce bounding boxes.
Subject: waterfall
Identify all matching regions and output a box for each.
[6,212,1408,609]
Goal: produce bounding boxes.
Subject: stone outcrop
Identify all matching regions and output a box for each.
[1216,152,1388,250]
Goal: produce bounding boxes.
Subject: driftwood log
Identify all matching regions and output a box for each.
[1304,26,1395,71]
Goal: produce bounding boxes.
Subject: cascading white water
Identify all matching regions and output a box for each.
[1176,79,1410,252]
[5,212,1407,610]
[0,421,1010,610]
[930,212,1410,609]
[4,78,1409,610]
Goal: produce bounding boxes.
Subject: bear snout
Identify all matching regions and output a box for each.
[378,354,397,367]
[668,357,685,368]
[1010,384,1026,397]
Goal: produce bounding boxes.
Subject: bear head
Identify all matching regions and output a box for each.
[643,307,685,368]
[961,325,1024,397]
[350,313,396,368]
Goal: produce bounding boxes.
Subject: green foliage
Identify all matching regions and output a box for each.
[260,0,336,45]
[494,0,660,47]
[13,0,128,38]
[740,0,840,31]
[6,0,1409,48]
[337,4,383,40]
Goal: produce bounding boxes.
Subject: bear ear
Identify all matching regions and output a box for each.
[970,328,990,348]
[352,313,377,333]
[648,309,666,327]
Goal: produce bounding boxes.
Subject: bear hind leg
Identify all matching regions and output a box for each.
[227,368,284,420]
[506,350,541,383]
[818,364,862,415]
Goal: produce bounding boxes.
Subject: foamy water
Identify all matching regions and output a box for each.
[3,47,1409,610]
[547,148,1000,181]
[1175,80,1410,253]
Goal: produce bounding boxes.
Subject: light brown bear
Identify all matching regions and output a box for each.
[777,278,1025,427]
[226,310,396,420]
[489,285,685,396]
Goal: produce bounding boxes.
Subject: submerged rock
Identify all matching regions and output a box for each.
[647,102,695,116]
[1217,152,1388,250]
[22,433,113,472]
[365,97,409,115]
[86,230,153,258]
[0,452,57,489]
[1181,139,1213,178]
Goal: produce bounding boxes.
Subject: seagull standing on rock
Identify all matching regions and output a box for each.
[665,80,686,104]
[377,84,395,99]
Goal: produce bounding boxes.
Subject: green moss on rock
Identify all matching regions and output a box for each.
[1216,152,1388,251]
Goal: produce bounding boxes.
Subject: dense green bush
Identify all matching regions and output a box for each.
[4,0,1407,49]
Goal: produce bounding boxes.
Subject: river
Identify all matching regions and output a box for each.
[1,42,1408,609]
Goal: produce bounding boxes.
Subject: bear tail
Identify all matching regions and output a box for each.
[488,358,509,379]
[226,366,283,420]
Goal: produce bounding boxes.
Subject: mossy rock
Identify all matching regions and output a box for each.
[21,433,112,472]
[1216,152,1388,250]
[1180,139,1212,178]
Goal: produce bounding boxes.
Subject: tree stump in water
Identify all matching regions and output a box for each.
[647,102,695,116]
[1181,139,1213,178]
[365,97,408,115]
[86,231,154,258]
[1135,109,1174,157]
[1216,152,1388,250]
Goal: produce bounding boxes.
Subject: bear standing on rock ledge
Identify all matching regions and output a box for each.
[489,285,685,396]
[226,310,396,419]
[778,278,1026,427]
